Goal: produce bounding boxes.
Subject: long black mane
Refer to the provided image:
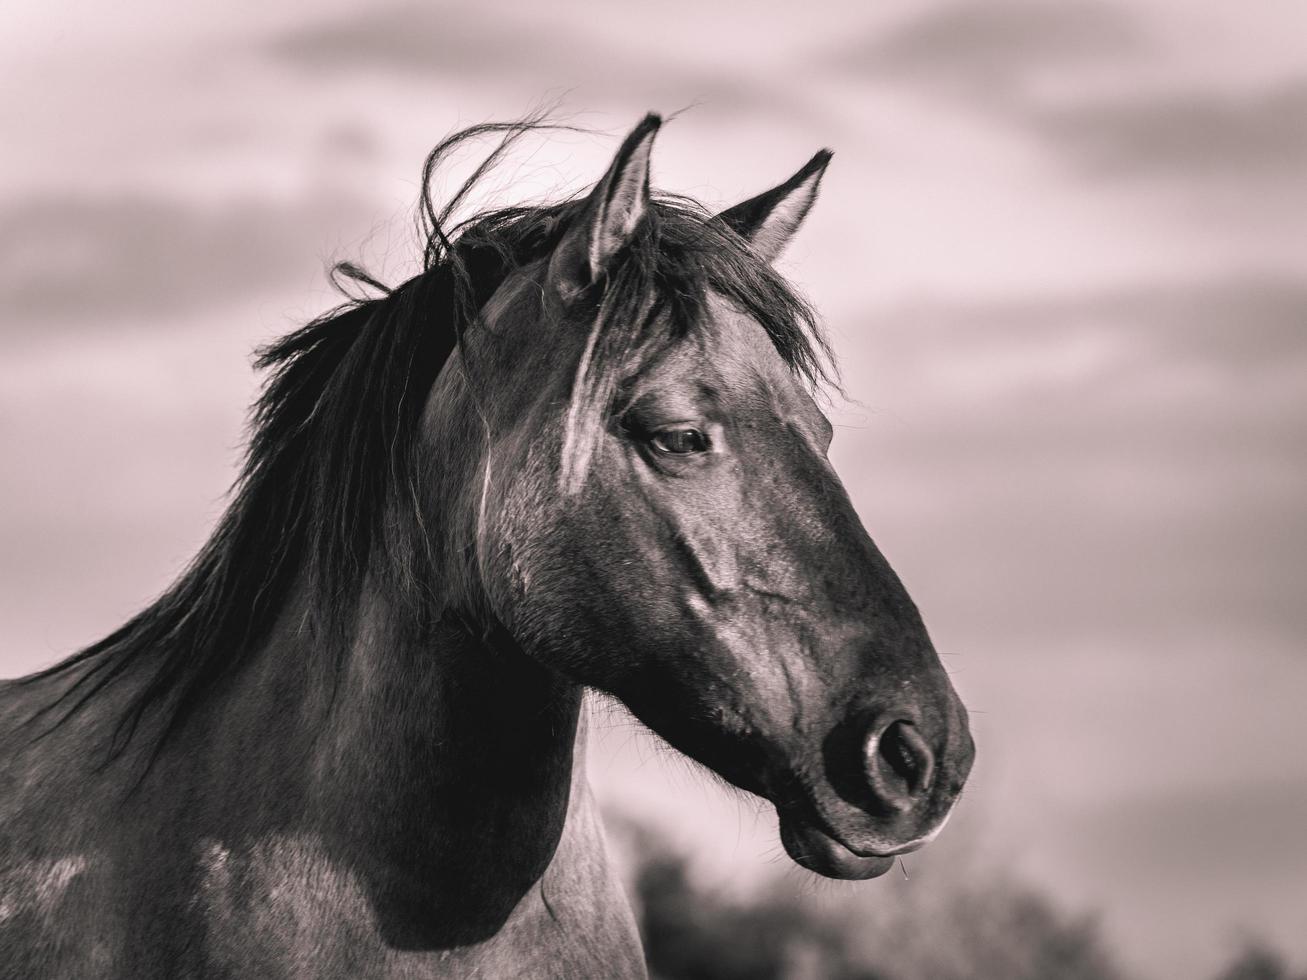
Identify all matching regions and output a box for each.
[23,120,831,763]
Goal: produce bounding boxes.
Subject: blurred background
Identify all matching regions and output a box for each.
[2,1,1305,977]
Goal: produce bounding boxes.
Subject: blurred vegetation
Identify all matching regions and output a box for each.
[1210,943,1307,980]
[617,820,1304,980]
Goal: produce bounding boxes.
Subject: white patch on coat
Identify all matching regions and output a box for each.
[0,855,87,922]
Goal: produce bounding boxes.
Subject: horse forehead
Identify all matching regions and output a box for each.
[697,297,819,418]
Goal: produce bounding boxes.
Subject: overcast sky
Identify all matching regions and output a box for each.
[2,2,1305,977]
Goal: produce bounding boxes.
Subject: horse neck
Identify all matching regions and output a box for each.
[327,594,587,944]
[129,575,584,947]
[133,347,589,944]
[13,327,603,947]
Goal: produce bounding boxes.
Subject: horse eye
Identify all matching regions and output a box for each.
[649,428,709,455]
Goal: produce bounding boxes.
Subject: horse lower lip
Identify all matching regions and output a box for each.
[777,813,896,880]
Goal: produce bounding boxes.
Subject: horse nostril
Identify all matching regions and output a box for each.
[865,719,935,810]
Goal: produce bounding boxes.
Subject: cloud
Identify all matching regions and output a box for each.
[824,3,1307,185]
[1031,80,1307,179]
[268,3,564,78]
[832,1,1143,96]
[833,273,1307,649]
[862,276,1307,455]
[909,273,1307,372]
[264,3,806,121]
[0,193,372,332]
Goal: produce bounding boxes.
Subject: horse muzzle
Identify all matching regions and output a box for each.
[773,700,975,880]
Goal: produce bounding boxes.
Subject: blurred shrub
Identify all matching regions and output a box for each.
[618,817,1306,980]
[637,845,883,980]
[625,821,1127,980]
[1209,942,1307,980]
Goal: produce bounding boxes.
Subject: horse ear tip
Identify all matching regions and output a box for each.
[637,113,663,138]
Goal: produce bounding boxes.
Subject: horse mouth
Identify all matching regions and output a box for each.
[777,812,898,880]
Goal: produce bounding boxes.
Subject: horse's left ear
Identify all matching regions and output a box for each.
[549,113,661,300]
[716,149,833,262]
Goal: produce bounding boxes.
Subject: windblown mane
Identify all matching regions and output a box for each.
[23,119,832,764]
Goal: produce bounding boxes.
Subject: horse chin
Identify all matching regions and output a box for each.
[777,813,897,881]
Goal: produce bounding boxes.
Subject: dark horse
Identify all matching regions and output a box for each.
[0,115,973,978]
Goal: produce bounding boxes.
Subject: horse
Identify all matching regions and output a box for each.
[0,114,974,978]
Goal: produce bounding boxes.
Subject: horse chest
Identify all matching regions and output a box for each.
[193,832,645,979]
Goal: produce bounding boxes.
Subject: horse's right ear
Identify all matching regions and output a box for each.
[716,149,832,263]
[548,113,661,301]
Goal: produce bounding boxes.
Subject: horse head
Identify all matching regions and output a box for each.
[432,115,974,880]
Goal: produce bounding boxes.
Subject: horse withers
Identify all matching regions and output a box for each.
[0,114,973,978]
